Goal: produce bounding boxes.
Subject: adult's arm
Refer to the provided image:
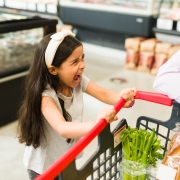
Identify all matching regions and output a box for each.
[153,50,180,103]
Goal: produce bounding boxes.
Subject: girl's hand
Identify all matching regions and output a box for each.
[119,88,137,108]
[96,107,118,124]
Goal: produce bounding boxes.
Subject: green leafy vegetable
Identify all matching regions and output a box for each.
[120,126,164,180]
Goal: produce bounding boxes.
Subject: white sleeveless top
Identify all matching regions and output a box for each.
[23,74,90,174]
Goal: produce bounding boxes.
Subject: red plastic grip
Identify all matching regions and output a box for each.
[135,91,173,106]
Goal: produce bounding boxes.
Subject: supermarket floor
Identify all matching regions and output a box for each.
[0,43,172,180]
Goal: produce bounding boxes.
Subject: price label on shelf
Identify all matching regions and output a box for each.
[176,21,180,32]
[0,0,4,6]
[157,18,173,30]
[27,2,36,11]
[37,3,46,12]
[47,4,57,14]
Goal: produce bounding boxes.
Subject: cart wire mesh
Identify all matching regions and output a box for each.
[36,91,177,180]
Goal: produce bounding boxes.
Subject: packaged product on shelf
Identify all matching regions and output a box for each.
[155,42,172,54]
[125,37,145,51]
[124,37,145,70]
[137,38,158,73]
[151,42,172,75]
[139,38,157,52]
[156,123,180,180]
[124,49,139,70]
[137,51,154,73]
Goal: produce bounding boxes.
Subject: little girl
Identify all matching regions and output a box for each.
[17,30,137,179]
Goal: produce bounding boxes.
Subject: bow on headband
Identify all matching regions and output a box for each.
[45,30,76,67]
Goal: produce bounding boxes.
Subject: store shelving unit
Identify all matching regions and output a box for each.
[59,0,160,49]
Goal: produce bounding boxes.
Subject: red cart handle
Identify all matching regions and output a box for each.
[135,91,172,106]
[36,91,172,180]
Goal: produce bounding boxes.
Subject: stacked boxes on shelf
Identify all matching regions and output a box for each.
[137,38,158,73]
[124,37,145,70]
[151,42,172,75]
[124,37,180,75]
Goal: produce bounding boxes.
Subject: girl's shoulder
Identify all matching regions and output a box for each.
[42,84,56,98]
[42,84,61,108]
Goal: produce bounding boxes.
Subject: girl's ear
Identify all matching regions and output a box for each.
[47,66,58,75]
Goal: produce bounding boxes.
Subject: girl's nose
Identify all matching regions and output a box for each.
[79,60,85,69]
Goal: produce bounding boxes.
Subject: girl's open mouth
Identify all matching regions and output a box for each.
[73,75,81,83]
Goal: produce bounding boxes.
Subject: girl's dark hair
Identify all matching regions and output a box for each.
[18,33,82,148]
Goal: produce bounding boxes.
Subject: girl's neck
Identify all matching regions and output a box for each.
[58,86,72,97]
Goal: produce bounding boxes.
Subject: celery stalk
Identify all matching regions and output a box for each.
[120,127,163,180]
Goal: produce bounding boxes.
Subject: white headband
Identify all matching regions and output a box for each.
[45,30,76,67]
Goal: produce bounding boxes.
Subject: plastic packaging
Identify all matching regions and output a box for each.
[119,158,157,180]
[161,122,180,180]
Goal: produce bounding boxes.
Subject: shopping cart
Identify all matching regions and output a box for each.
[36,91,180,180]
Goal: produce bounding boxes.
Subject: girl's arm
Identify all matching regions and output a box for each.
[153,50,180,103]
[85,80,137,107]
[41,96,117,138]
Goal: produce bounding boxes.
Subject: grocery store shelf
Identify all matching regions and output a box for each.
[153,27,180,44]
[153,27,180,36]
[60,1,157,16]
[0,0,58,16]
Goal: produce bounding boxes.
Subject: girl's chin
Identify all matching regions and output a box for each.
[72,80,80,87]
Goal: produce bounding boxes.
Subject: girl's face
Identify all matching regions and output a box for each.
[56,45,85,90]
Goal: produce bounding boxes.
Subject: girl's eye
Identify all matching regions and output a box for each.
[82,54,85,59]
[73,60,78,64]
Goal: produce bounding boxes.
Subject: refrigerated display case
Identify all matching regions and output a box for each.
[59,0,160,49]
[0,27,43,78]
[0,15,58,127]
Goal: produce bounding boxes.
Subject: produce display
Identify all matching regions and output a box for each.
[119,126,163,180]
